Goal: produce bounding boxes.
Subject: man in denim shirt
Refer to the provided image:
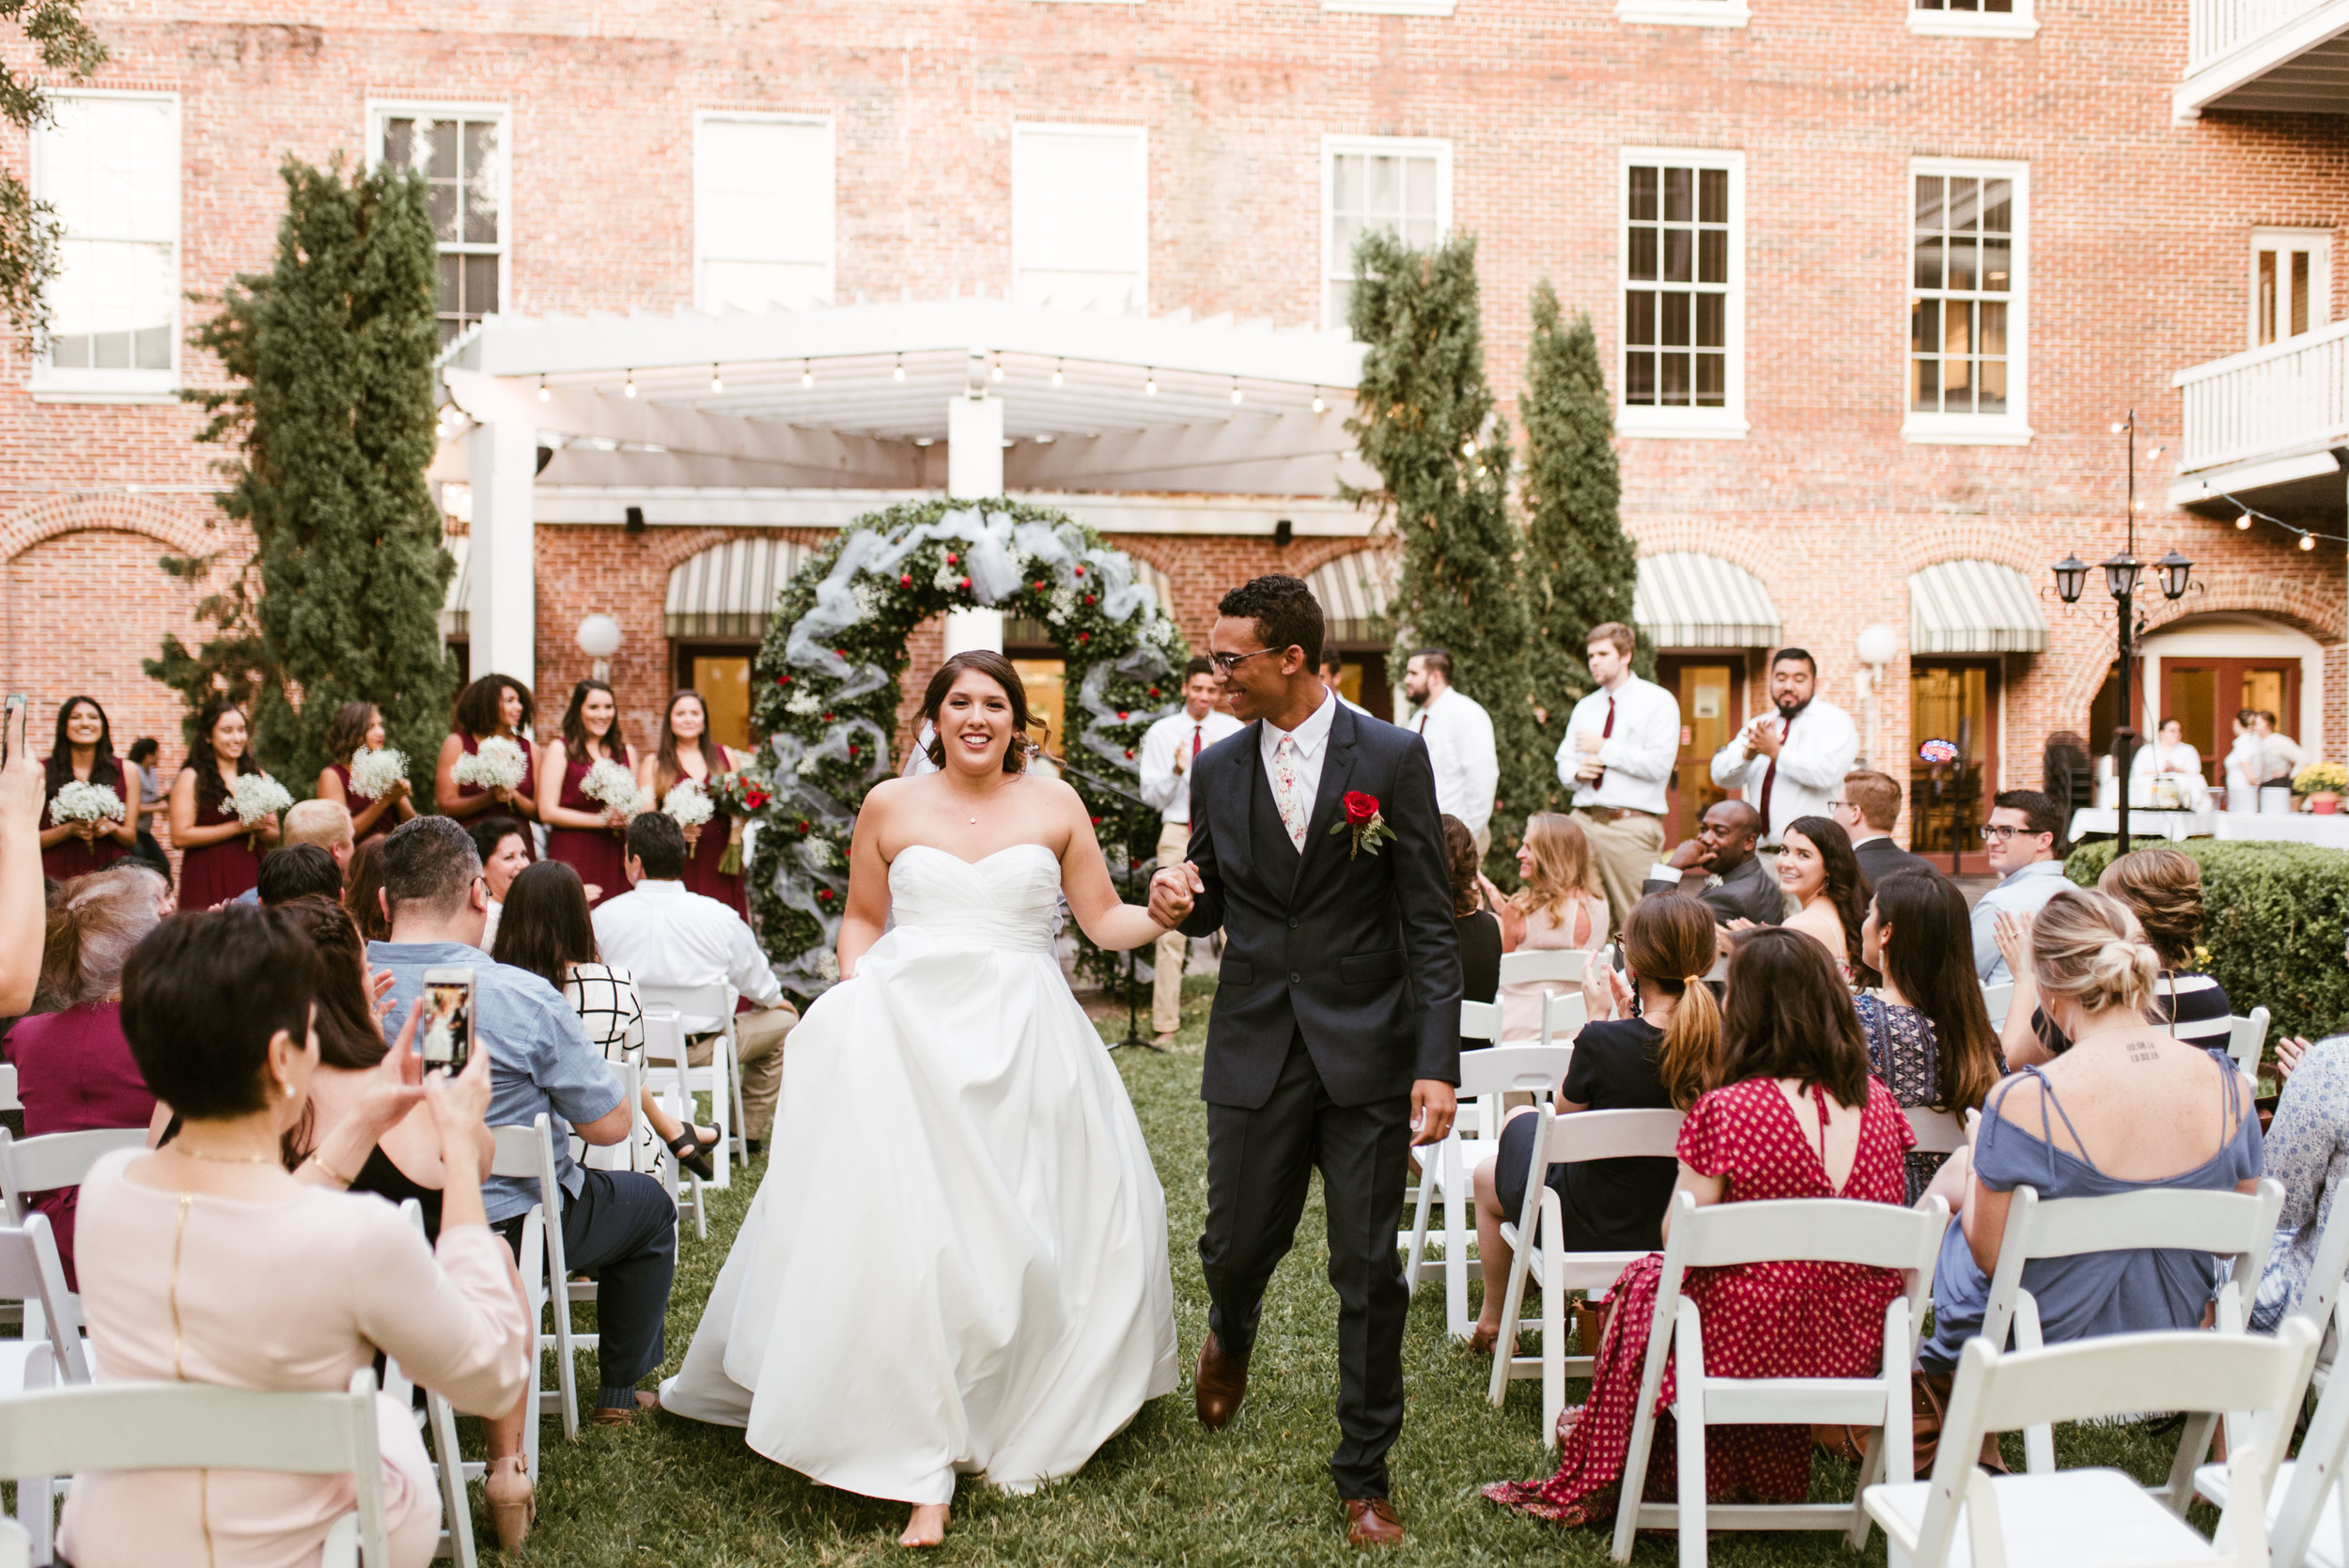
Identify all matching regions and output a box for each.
[369,817,677,1529]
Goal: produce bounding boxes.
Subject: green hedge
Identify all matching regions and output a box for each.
[2064,839,2349,1045]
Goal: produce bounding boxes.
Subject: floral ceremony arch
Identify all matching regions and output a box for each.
[736,498,1190,995]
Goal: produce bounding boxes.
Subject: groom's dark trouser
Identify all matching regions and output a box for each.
[1199,1032,1413,1499]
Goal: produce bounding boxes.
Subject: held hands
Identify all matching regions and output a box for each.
[1409,1079,1457,1147]
[1146,861,1203,928]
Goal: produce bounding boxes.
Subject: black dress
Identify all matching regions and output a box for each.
[350,1145,445,1242]
[1456,908,1502,1044]
[1491,1017,1678,1250]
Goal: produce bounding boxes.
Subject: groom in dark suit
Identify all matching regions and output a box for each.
[1149,575,1463,1549]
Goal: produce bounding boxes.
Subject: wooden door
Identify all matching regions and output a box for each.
[2160,658,2302,784]
[1657,657,1741,846]
[676,645,755,753]
[1910,659,2001,875]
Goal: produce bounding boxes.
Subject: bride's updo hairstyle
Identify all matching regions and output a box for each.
[921,650,1043,773]
[2030,886,2160,1019]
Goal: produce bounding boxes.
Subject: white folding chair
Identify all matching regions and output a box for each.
[0,1126,148,1346]
[1868,1323,2317,1568]
[1487,1106,1687,1438]
[490,1116,570,1473]
[1610,1190,1949,1564]
[1498,949,1589,1047]
[639,1004,707,1240]
[1982,982,2015,1029]
[2229,1007,2272,1079]
[0,1368,393,1568]
[0,1519,26,1568]
[636,981,747,1185]
[2294,1194,2349,1401]
[2197,1297,2349,1568]
[384,1201,477,1568]
[1905,1106,1968,1156]
[0,1215,87,1394]
[0,1066,18,1115]
[1400,1038,1572,1340]
[1980,1178,2285,1487]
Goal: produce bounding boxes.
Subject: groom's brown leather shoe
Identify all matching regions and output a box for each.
[1194,1332,1249,1430]
[1344,1498,1406,1548]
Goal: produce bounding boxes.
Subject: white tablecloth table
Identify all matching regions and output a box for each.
[2066,809,2217,843]
[2212,813,2349,850]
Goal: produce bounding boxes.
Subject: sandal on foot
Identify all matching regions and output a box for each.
[485,1454,535,1551]
[664,1125,720,1182]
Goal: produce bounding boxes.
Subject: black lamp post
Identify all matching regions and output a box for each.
[2053,411,2191,857]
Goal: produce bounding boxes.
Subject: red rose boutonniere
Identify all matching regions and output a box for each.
[1330,790,1396,860]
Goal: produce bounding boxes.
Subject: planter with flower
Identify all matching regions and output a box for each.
[2294,762,2349,815]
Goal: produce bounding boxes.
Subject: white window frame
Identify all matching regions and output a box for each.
[366,99,512,344]
[1907,0,2038,41]
[1903,157,2031,446]
[1010,120,1149,316]
[1319,134,1454,334]
[1616,147,1748,441]
[2250,227,2333,348]
[692,110,836,314]
[1618,0,1750,29]
[30,89,181,403]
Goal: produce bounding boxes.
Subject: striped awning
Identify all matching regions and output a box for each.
[441,535,471,641]
[665,537,815,640]
[1633,552,1781,649]
[1308,548,1400,645]
[1008,555,1174,645]
[1908,559,2049,655]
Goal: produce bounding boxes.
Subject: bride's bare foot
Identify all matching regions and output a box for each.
[900,1503,949,1548]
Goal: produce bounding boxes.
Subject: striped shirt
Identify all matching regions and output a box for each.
[2032,970,2233,1056]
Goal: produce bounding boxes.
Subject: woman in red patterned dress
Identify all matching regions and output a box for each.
[1484,925,1915,1528]
[39,696,136,881]
[537,679,636,907]
[636,689,746,913]
[313,701,417,846]
[434,674,539,824]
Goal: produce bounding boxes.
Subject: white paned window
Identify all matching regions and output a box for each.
[1619,149,1746,439]
[33,93,179,396]
[371,104,507,344]
[1909,0,2037,39]
[1321,136,1451,334]
[1906,160,2030,444]
[2252,229,2332,347]
[1012,123,1146,314]
[695,114,835,313]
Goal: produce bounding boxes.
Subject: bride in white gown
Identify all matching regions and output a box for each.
[661,650,1185,1546]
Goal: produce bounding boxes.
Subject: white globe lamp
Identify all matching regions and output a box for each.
[1856,624,1899,669]
[578,613,623,680]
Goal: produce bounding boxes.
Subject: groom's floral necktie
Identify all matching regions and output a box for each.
[1272,735,1308,850]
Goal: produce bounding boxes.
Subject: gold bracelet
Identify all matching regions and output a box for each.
[306,1150,358,1188]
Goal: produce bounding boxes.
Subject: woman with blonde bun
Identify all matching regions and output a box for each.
[1918,886,2262,1390]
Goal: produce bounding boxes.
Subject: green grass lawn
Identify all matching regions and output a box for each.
[498,976,2200,1565]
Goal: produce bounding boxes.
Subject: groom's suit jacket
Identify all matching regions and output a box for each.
[1178,699,1463,1111]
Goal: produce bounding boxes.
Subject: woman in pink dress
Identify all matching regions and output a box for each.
[637,688,747,912]
[1481,812,1610,1041]
[538,678,636,905]
[315,700,418,846]
[1483,925,1915,1528]
[434,673,539,824]
[167,697,279,908]
[38,696,136,881]
[59,904,530,1568]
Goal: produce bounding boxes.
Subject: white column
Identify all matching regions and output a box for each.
[944,395,1005,654]
[467,414,538,691]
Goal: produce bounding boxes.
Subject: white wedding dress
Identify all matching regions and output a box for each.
[661,843,1178,1505]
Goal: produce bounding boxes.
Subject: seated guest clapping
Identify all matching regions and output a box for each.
[1465,893,1721,1355]
[58,906,531,1568]
[367,816,675,1546]
[1919,888,2261,1399]
[592,812,797,1157]
[9,862,170,1287]
[1483,926,1914,1525]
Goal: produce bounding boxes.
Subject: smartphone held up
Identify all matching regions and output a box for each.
[419,966,475,1073]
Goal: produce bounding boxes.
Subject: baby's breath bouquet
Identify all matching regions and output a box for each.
[347,747,409,800]
[452,736,528,794]
[581,757,645,819]
[226,773,293,829]
[663,778,716,833]
[49,780,125,828]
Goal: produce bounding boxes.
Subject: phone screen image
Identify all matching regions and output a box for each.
[422,981,474,1071]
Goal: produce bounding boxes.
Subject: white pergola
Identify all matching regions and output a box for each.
[436,298,1374,686]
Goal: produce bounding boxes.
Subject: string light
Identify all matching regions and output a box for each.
[1311,387,1326,414]
[2237,512,2254,530]
[1144,368,1157,396]
[623,371,636,398]
[893,355,905,383]
[710,365,723,394]
[2301,533,2318,551]
[537,375,551,404]
[1051,360,1064,388]
[801,360,814,389]
[1230,379,1244,406]
[990,355,1004,383]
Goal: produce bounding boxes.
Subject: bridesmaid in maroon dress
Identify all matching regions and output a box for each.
[314,700,418,846]
[434,673,539,825]
[39,696,136,881]
[638,689,745,913]
[537,678,636,906]
[168,698,280,908]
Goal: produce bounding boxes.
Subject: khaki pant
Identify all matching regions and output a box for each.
[1572,809,1667,934]
[1154,820,1192,1036]
[688,1003,796,1142]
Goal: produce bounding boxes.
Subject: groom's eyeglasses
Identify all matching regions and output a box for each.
[1207,647,1279,674]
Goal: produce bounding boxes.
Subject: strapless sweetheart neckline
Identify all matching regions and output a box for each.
[892,842,1060,871]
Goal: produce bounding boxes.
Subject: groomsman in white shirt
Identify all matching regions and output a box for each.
[1405,648,1499,854]
[1139,657,1244,1044]
[1317,650,1370,713]
[1708,647,1860,903]
[1557,622,1681,922]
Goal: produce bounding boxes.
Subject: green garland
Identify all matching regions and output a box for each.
[737,498,1189,997]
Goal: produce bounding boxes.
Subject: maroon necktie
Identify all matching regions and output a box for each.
[1592,695,1616,788]
[1760,715,1791,836]
[1191,724,1203,760]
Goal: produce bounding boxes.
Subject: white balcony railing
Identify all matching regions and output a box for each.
[2188,0,2326,71]
[2173,318,2349,476]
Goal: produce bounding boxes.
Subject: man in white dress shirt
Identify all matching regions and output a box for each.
[1318,650,1370,714]
[1557,621,1680,920]
[593,813,798,1156]
[1708,647,1860,895]
[1404,648,1498,854]
[1139,656,1245,1043]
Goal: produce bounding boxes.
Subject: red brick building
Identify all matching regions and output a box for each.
[3,0,2344,861]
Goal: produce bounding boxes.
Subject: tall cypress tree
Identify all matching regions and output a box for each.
[1519,281,1641,813]
[1344,229,1544,877]
[153,157,452,788]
